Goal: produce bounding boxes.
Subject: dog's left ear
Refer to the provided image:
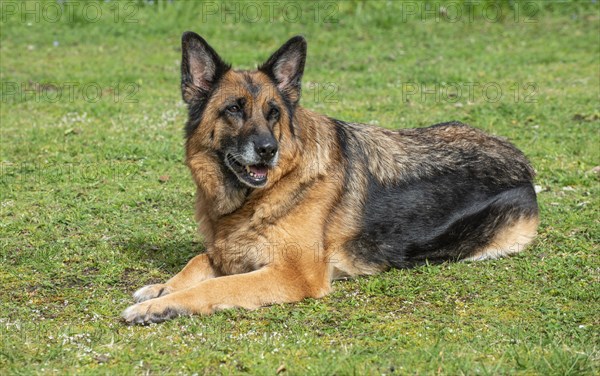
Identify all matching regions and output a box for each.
[259,36,307,104]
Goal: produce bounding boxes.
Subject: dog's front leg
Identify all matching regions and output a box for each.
[131,253,219,303]
[122,265,330,325]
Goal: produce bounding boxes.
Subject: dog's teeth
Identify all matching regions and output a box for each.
[245,165,250,173]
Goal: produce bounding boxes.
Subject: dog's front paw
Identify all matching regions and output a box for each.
[132,284,172,303]
[121,299,187,325]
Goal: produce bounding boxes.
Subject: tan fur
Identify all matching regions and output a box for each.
[124,85,347,322]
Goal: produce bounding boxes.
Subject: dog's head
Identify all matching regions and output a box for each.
[181,32,306,189]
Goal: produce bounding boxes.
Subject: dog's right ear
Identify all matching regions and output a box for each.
[181,32,230,104]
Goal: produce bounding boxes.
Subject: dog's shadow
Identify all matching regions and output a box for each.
[120,237,205,275]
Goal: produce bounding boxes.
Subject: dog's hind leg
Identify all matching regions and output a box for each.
[463,215,539,261]
[132,254,219,302]
[462,184,539,262]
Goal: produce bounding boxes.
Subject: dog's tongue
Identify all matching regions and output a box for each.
[249,165,268,178]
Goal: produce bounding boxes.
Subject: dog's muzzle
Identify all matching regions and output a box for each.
[225,135,279,188]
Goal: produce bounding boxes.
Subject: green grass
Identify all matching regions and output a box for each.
[1,0,599,374]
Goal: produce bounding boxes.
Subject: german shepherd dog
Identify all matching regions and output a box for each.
[122,33,539,324]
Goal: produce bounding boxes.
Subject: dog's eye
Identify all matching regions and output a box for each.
[227,105,241,114]
[268,108,280,120]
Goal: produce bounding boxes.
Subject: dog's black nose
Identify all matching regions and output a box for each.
[255,139,278,160]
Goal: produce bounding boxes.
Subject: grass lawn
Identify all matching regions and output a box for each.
[1,0,599,374]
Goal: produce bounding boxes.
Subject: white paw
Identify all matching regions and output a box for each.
[132,284,172,303]
[122,300,184,325]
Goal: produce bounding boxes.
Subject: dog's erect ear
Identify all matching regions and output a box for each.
[181,32,230,104]
[259,36,307,104]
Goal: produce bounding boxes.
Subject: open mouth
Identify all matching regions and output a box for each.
[225,154,269,188]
